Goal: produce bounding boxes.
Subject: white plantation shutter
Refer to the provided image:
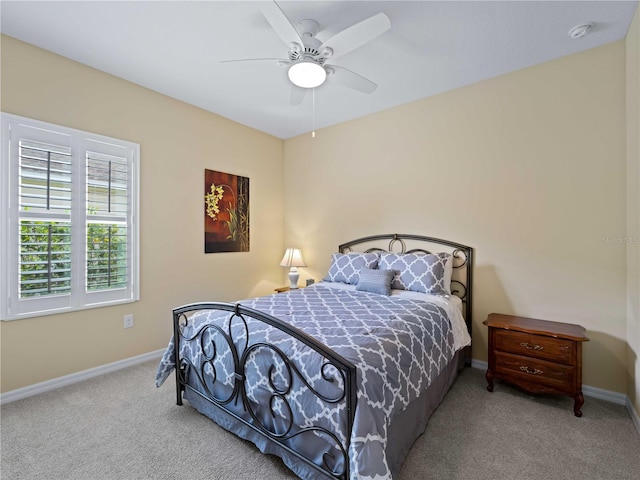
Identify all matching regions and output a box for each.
[87,151,128,215]
[85,146,130,296]
[18,137,73,299]
[1,113,139,320]
[19,139,72,214]
[19,220,72,298]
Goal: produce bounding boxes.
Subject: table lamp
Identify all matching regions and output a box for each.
[279,248,306,289]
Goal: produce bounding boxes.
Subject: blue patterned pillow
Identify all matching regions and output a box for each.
[323,253,379,285]
[379,252,452,295]
[356,268,394,295]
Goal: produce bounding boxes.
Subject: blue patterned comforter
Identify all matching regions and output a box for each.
[156,284,462,479]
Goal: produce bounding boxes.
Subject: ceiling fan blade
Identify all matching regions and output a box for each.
[329,65,378,94]
[290,85,307,105]
[220,58,288,64]
[320,13,391,59]
[260,1,303,48]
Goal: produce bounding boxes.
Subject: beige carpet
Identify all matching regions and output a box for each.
[1,360,639,480]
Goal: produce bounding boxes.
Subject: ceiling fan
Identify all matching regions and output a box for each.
[222,1,391,105]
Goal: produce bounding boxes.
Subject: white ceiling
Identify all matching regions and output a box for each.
[1,1,638,139]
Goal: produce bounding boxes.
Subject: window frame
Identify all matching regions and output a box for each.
[1,113,140,321]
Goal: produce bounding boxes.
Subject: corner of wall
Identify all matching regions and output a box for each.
[626,4,640,417]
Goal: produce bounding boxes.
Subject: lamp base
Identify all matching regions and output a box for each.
[288,269,300,289]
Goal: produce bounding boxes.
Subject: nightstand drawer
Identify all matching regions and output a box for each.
[495,351,575,391]
[495,329,574,364]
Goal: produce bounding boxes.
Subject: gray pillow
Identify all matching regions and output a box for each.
[379,252,452,295]
[356,268,395,295]
[323,253,379,285]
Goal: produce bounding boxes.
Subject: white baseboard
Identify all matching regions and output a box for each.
[470,359,639,436]
[583,383,627,405]
[2,351,639,438]
[0,349,165,405]
[471,358,488,371]
[627,397,640,436]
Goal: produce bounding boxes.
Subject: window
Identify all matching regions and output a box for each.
[1,113,139,320]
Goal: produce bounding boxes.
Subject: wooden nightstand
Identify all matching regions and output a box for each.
[483,313,589,417]
[274,286,304,293]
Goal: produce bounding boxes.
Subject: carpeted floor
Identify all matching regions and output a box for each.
[1,360,639,480]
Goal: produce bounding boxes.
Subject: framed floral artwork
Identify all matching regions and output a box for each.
[204,169,249,253]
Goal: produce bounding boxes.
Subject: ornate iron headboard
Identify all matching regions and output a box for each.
[338,233,473,338]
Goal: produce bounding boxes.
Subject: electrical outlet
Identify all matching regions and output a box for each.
[123,314,134,329]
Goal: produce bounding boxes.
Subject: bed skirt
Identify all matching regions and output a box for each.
[182,350,466,479]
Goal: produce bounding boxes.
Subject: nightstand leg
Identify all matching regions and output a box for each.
[486,369,494,392]
[573,392,584,417]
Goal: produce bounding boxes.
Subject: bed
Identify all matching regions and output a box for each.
[155,233,473,479]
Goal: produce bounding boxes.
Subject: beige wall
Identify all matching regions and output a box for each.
[284,41,629,393]
[1,30,636,401]
[0,35,285,392]
[626,7,640,414]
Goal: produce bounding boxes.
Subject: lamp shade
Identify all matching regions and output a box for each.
[279,248,306,268]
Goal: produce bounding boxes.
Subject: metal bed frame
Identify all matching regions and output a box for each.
[172,233,473,479]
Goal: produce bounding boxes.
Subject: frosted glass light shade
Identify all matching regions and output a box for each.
[288,61,326,89]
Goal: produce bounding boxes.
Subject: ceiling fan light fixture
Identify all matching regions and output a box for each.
[288,60,326,88]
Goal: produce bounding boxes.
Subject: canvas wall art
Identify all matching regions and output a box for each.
[204,169,249,253]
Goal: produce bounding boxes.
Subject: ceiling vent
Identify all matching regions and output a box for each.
[569,22,594,39]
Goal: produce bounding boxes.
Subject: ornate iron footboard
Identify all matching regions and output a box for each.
[173,302,358,480]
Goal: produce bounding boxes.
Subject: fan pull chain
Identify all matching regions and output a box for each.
[312,88,316,138]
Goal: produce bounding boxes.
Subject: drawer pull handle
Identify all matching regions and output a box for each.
[520,366,543,375]
[520,342,543,351]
